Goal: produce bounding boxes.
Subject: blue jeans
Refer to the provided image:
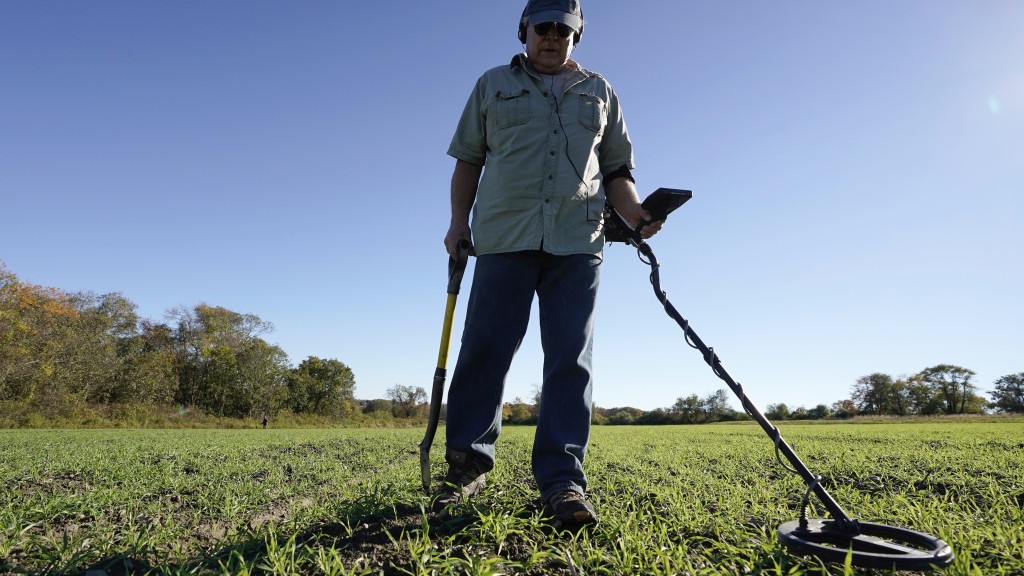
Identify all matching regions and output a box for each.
[445,250,600,501]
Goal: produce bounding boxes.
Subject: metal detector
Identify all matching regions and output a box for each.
[419,239,472,492]
[604,189,954,570]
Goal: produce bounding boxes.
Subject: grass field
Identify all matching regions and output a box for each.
[1,421,1021,575]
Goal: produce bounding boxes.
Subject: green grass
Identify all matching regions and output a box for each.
[1,422,1021,575]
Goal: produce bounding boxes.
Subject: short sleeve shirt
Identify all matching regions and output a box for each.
[447,54,635,257]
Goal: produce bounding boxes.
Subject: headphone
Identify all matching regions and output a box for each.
[518,10,584,45]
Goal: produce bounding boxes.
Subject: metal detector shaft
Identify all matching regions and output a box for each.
[606,192,952,567]
[633,240,857,531]
[419,240,471,491]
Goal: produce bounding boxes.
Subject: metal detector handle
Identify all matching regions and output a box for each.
[605,205,645,245]
[604,188,692,245]
[420,239,472,491]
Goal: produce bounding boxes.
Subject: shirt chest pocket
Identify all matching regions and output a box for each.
[578,94,606,134]
[494,89,532,129]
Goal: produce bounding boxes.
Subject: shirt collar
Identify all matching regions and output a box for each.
[510,53,581,75]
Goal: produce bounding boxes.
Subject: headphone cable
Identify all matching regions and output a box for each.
[549,74,597,222]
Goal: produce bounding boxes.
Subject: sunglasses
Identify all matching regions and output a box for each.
[533,21,575,38]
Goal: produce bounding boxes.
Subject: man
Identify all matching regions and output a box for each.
[437,0,663,528]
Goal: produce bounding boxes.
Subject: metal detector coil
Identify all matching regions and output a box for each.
[778,519,953,570]
[612,188,954,570]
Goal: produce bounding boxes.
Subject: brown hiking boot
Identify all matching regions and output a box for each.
[545,489,598,529]
[431,450,486,516]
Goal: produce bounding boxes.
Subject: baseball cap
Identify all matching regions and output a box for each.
[523,0,583,31]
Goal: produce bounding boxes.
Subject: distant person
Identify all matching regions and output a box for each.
[435,0,665,528]
[261,414,269,429]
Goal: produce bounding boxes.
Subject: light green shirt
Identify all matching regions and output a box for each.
[448,54,635,257]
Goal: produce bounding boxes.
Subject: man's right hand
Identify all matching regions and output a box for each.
[444,222,473,259]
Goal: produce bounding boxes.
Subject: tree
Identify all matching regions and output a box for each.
[917,364,984,415]
[989,372,1024,413]
[235,338,289,417]
[502,397,536,424]
[605,407,643,425]
[671,394,705,424]
[362,399,392,414]
[285,369,311,414]
[0,264,80,407]
[167,304,289,418]
[702,389,737,421]
[808,404,832,420]
[0,266,177,410]
[0,269,140,412]
[766,403,790,420]
[851,373,895,415]
[902,373,941,415]
[122,320,177,405]
[287,356,356,417]
[636,407,672,425]
[67,291,140,404]
[387,384,427,418]
[831,399,856,419]
[888,378,912,416]
[607,410,636,425]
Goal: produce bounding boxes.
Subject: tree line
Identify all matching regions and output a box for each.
[848,366,1023,416]
[494,361,1022,427]
[497,388,746,426]
[4,262,1021,426]
[1,263,357,421]
[629,364,1022,425]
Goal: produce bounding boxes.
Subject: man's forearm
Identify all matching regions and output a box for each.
[451,159,482,224]
[605,176,643,225]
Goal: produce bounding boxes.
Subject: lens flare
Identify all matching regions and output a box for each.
[988,97,1001,113]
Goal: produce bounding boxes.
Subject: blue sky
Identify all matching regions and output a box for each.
[2,1,1021,412]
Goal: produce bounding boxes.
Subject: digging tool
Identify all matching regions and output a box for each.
[419,239,472,492]
[604,188,954,570]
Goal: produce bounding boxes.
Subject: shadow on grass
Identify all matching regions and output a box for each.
[77,493,492,576]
